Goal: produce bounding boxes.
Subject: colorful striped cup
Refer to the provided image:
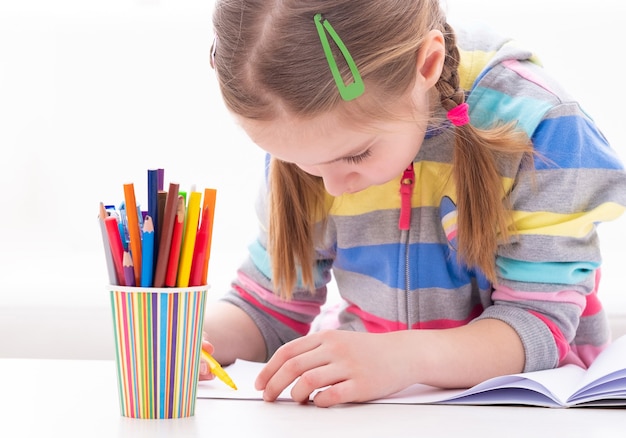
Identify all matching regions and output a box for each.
[108,285,208,419]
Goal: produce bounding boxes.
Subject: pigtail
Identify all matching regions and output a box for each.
[437,24,533,283]
[268,158,327,299]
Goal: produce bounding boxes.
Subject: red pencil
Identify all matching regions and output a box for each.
[164,195,185,287]
[105,215,126,286]
[189,205,210,287]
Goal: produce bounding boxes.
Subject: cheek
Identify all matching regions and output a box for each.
[296,164,322,177]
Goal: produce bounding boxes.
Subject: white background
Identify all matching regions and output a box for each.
[1,0,624,359]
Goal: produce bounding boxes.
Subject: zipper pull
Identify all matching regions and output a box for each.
[399,163,415,230]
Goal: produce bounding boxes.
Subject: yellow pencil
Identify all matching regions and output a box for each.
[176,191,202,287]
[201,349,238,390]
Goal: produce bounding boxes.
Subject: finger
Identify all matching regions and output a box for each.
[255,335,322,391]
[201,333,214,352]
[198,359,215,381]
[310,379,355,408]
[259,349,329,402]
[289,363,345,404]
[201,340,214,354]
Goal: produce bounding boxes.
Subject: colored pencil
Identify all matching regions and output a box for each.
[165,195,185,287]
[98,202,117,285]
[153,183,180,288]
[157,168,165,191]
[118,202,129,251]
[189,205,209,287]
[123,250,136,287]
[157,190,167,252]
[124,183,142,285]
[140,215,155,287]
[201,188,217,285]
[147,169,159,266]
[105,215,126,286]
[176,191,202,287]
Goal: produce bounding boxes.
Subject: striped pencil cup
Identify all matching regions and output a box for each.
[108,285,209,419]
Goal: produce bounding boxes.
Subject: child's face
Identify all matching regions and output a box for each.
[238,107,428,196]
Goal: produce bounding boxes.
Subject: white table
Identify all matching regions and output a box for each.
[0,358,624,438]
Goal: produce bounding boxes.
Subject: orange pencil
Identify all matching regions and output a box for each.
[124,183,142,286]
[105,215,126,286]
[189,205,209,287]
[165,195,185,287]
[201,188,217,285]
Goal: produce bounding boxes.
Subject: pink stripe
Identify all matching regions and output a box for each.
[345,304,407,332]
[237,272,323,318]
[344,304,483,332]
[120,292,136,417]
[564,341,609,369]
[492,284,586,311]
[502,59,556,94]
[235,285,310,335]
[528,310,569,361]
[114,293,130,416]
[582,269,602,317]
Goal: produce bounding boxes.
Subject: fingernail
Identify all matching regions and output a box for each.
[200,361,208,375]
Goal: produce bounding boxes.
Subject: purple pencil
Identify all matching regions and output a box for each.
[123,251,136,287]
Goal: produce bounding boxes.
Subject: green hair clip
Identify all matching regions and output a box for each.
[314,13,365,101]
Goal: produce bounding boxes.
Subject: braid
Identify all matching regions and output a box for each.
[436,23,465,110]
[433,23,533,284]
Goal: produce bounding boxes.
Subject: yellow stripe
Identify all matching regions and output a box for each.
[458,49,496,91]
[442,213,456,230]
[329,161,450,215]
[330,161,514,217]
[458,44,542,92]
[512,202,626,237]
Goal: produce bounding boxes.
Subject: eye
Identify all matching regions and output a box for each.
[343,149,372,164]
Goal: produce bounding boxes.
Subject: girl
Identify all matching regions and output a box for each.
[201,0,626,407]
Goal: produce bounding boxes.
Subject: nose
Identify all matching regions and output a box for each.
[320,170,357,196]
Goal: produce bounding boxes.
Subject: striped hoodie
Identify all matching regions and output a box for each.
[221,23,626,373]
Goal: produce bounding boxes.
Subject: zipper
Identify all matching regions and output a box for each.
[399,163,415,230]
[399,163,415,329]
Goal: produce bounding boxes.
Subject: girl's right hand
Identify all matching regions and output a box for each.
[199,335,216,381]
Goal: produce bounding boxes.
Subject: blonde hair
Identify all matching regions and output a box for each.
[212,0,533,298]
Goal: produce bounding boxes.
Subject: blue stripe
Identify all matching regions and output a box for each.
[335,243,489,290]
[249,240,272,280]
[248,239,330,288]
[532,115,624,170]
[496,256,599,284]
[468,87,551,136]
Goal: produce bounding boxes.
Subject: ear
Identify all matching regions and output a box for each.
[415,30,445,89]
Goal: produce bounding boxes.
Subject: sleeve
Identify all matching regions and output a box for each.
[475,102,626,372]
[219,158,333,361]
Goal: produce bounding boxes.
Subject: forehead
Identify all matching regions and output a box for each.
[236,112,379,164]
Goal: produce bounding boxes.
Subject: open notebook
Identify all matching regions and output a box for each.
[196,334,626,408]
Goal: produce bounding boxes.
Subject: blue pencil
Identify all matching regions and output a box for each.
[140,215,155,287]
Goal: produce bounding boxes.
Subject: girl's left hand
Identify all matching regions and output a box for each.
[254,330,411,407]
[199,334,216,381]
